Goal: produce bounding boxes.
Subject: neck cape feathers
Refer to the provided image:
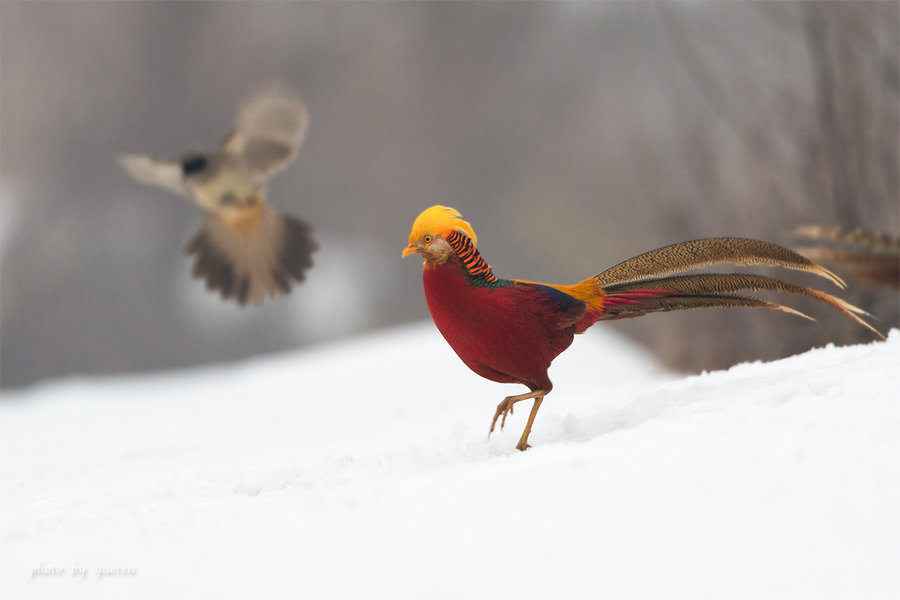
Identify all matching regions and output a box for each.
[444,230,498,283]
[408,205,499,283]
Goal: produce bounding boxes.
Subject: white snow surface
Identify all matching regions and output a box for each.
[2,324,898,599]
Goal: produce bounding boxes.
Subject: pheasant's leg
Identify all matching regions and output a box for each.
[515,397,544,451]
[490,390,542,436]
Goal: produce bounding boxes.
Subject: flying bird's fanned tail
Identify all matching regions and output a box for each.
[185,206,317,305]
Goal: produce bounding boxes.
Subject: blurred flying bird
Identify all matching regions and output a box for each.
[794,225,900,289]
[403,206,882,451]
[120,85,318,305]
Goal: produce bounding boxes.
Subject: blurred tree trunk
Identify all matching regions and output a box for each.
[631,0,899,372]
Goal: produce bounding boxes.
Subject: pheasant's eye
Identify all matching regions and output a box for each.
[423,235,433,244]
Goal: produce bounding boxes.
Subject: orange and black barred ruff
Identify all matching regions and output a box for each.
[445,230,498,282]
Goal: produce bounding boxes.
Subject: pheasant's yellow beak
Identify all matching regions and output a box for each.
[401,244,418,258]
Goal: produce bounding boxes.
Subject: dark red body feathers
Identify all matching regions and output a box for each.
[423,261,584,392]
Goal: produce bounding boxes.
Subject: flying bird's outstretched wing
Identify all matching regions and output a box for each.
[118,154,188,198]
[222,85,310,184]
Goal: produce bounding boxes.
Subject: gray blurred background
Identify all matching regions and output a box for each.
[1,1,897,390]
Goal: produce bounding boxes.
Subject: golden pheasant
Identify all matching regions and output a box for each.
[403,206,881,451]
[120,84,317,305]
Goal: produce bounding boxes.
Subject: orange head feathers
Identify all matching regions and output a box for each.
[403,205,477,257]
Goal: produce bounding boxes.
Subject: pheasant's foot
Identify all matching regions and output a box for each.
[514,396,545,452]
[488,390,545,439]
[489,398,516,435]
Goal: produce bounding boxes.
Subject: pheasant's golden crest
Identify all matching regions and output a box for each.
[408,205,478,246]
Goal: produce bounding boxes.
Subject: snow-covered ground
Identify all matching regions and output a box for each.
[2,324,898,599]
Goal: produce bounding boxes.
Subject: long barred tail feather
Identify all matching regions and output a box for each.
[589,238,883,338]
[794,225,900,254]
[793,249,900,288]
[600,293,814,322]
[794,225,900,289]
[602,289,679,307]
[600,272,882,337]
[594,237,846,289]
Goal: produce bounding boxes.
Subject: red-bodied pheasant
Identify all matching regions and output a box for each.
[403,205,881,451]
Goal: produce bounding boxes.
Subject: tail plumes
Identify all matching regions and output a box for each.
[590,238,882,338]
[794,225,900,289]
[594,237,846,289]
[794,225,900,254]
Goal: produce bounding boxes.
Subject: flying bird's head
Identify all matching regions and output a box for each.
[180,152,209,177]
[402,205,477,265]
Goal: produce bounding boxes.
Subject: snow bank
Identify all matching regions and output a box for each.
[2,325,898,599]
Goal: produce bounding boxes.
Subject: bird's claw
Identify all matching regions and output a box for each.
[489,398,515,437]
